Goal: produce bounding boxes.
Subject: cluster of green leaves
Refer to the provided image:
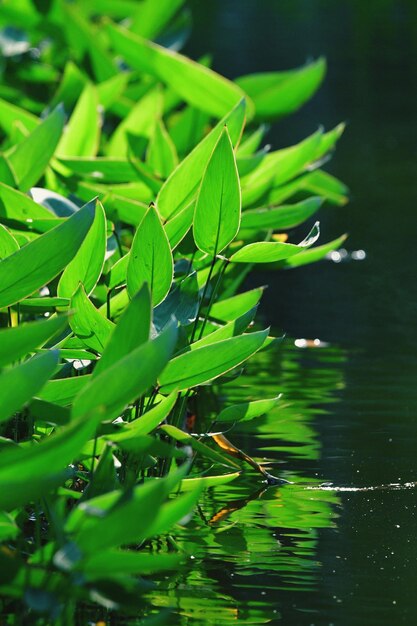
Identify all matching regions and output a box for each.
[0,0,347,622]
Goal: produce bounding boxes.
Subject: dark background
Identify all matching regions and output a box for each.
[185,3,417,624]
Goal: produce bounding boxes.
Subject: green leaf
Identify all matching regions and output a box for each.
[0,224,19,259]
[160,425,239,469]
[72,324,178,423]
[49,60,87,110]
[144,482,204,538]
[180,472,240,490]
[0,201,95,309]
[230,241,302,264]
[56,83,100,157]
[129,0,185,39]
[236,58,326,121]
[37,375,91,407]
[209,287,264,322]
[28,398,70,427]
[0,182,53,221]
[94,284,151,376]
[157,99,246,220]
[107,87,162,157]
[72,468,187,554]
[241,130,322,208]
[97,72,129,110]
[0,511,19,541]
[237,124,268,157]
[236,147,268,177]
[169,105,209,156]
[0,412,98,511]
[107,22,252,120]
[81,550,182,581]
[111,433,185,459]
[0,315,68,368]
[109,391,177,439]
[218,396,282,423]
[193,127,241,256]
[240,197,323,232]
[146,119,178,179]
[164,201,194,250]
[57,156,147,184]
[69,284,114,353]
[18,297,70,312]
[298,169,348,206]
[61,2,118,82]
[159,328,269,392]
[0,351,59,424]
[0,97,38,137]
[127,205,173,307]
[153,272,199,331]
[106,253,129,290]
[5,105,65,192]
[190,306,257,349]
[281,234,348,269]
[58,200,106,298]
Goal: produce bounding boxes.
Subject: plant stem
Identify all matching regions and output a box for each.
[190,255,217,343]
[197,257,229,340]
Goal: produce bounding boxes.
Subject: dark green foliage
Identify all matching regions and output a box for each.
[0,0,347,622]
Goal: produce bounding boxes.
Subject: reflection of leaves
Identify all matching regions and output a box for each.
[212,342,346,462]
[208,486,266,525]
[160,341,345,612]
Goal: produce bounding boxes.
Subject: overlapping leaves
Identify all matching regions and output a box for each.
[0,0,348,620]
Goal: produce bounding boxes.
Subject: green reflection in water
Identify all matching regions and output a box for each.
[146,341,345,624]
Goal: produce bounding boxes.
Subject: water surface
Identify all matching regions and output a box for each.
[163,1,417,624]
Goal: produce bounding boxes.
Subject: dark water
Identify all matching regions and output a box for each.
[154,1,417,624]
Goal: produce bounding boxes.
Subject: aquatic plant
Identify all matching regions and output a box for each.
[0,0,347,622]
